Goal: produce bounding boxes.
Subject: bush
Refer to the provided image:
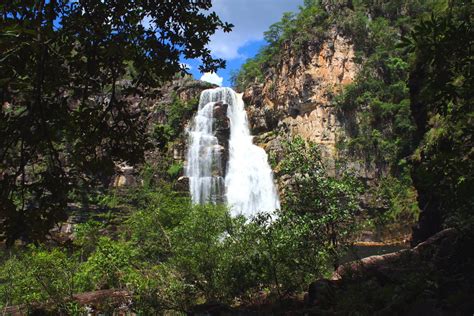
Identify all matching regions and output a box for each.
[169,204,230,301]
[220,211,334,298]
[124,208,172,263]
[74,220,105,259]
[75,237,138,291]
[0,247,79,313]
[167,162,183,179]
[278,137,362,252]
[125,264,195,313]
[168,203,343,302]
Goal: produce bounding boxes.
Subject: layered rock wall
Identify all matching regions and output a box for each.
[244,28,358,170]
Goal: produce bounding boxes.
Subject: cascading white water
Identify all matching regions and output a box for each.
[186,87,280,217]
[185,92,225,205]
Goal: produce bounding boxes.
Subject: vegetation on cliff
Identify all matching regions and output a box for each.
[407,1,473,243]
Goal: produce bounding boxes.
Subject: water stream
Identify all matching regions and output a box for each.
[186,87,280,217]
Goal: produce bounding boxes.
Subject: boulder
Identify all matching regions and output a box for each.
[111,162,137,188]
[174,176,190,192]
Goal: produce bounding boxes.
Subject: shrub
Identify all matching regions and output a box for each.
[75,237,138,291]
[0,247,79,312]
[125,264,195,313]
[167,162,183,179]
[277,136,362,264]
[169,204,230,301]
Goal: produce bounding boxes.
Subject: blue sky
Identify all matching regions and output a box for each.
[184,0,304,87]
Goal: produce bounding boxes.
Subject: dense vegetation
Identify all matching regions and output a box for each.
[0,0,232,246]
[0,137,361,313]
[407,1,473,243]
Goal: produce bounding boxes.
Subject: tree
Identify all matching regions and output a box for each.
[405,0,473,244]
[0,0,232,246]
[277,136,362,265]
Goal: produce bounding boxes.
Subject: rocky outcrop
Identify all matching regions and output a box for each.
[153,76,214,109]
[244,28,358,162]
[109,76,215,188]
[212,101,231,176]
[111,162,137,187]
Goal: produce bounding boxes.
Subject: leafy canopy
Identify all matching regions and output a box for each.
[0,0,232,246]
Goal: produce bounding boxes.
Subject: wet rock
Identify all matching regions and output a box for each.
[174,176,190,192]
[212,101,230,175]
[111,162,137,187]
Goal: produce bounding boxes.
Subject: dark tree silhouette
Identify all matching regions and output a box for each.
[0,0,232,246]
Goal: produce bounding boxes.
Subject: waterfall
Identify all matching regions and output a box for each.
[185,87,280,217]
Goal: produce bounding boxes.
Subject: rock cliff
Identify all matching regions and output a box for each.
[110,76,214,188]
[243,28,363,175]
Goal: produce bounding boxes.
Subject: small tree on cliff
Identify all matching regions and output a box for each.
[0,0,232,246]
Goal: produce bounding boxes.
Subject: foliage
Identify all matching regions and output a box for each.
[405,0,473,241]
[167,162,184,179]
[121,185,192,229]
[230,54,267,91]
[169,204,230,301]
[124,208,172,263]
[229,211,333,296]
[0,0,232,246]
[75,237,137,291]
[125,264,194,313]
[153,94,198,149]
[368,172,420,234]
[74,220,105,259]
[0,247,79,313]
[167,202,341,302]
[0,180,365,312]
[277,137,362,252]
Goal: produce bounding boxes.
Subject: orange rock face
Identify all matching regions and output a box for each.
[245,28,359,173]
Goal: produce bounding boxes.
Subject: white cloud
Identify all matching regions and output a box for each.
[200,72,224,86]
[208,0,304,60]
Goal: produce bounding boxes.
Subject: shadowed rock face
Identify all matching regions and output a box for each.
[212,101,230,176]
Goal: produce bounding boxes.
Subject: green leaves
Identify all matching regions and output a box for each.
[408,0,474,241]
[276,136,362,269]
[0,247,79,310]
[0,0,232,245]
[76,237,137,291]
